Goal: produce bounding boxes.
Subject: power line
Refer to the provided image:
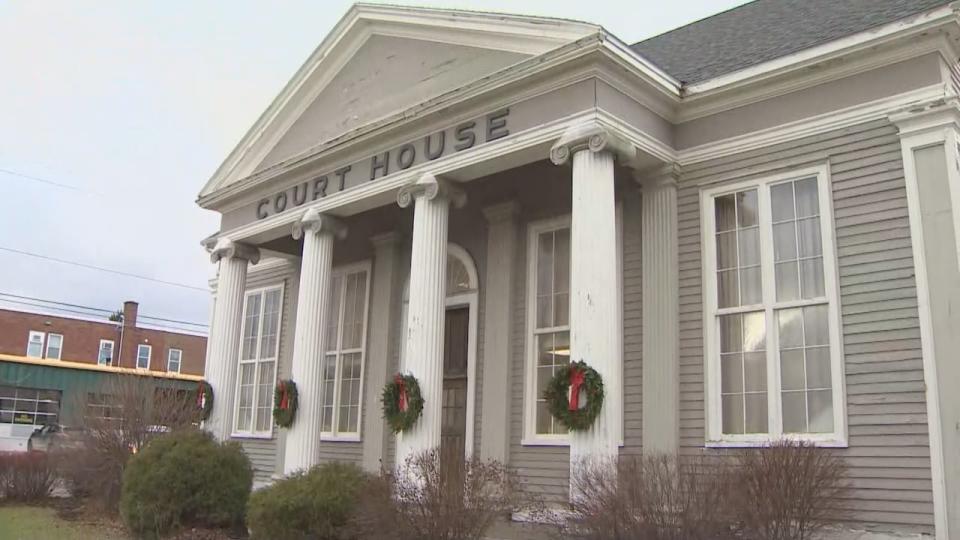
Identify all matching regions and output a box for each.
[0,246,209,292]
[0,298,115,320]
[0,298,207,335]
[0,291,208,328]
[0,167,96,194]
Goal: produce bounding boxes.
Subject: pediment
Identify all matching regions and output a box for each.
[199,4,598,203]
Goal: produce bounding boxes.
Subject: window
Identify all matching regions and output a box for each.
[703,165,845,446]
[167,348,182,373]
[136,344,151,370]
[45,334,63,360]
[321,263,370,438]
[26,331,44,358]
[525,217,572,441]
[0,385,60,425]
[98,340,114,366]
[86,393,122,424]
[234,285,283,436]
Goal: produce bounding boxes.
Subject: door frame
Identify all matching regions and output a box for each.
[400,243,479,460]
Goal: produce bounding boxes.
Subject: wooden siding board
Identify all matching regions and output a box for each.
[677,120,934,534]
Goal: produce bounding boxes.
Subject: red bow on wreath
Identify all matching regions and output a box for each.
[196,382,206,408]
[395,374,408,412]
[278,381,289,410]
[568,368,586,411]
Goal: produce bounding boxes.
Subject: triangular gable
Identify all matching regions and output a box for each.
[199,3,598,202]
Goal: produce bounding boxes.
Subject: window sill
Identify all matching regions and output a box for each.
[520,437,569,447]
[320,435,361,443]
[705,438,848,449]
[230,432,274,440]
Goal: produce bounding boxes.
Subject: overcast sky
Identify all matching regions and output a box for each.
[0,0,749,331]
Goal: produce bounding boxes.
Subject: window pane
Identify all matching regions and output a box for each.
[736,190,758,227]
[775,261,800,302]
[534,331,569,435]
[744,394,768,433]
[740,267,762,305]
[780,349,805,392]
[800,258,825,299]
[722,394,744,434]
[553,228,570,326]
[719,314,741,354]
[325,276,343,352]
[721,354,743,394]
[738,228,760,266]
[795,178,820,218]
[716,231,737,269]
[806,347,832,389]
[715,194,736,232]
[26,333,43,358]
[742,311,766,352]
[260,289,281,358]
[777,308,803,349]
[781,391,806,433]
[242,294,261,361]
[773,222,797,262]
[743,352,767,392]
[803,305,829,346]
[717,270,739,308]
[797,217,822,258]
[808,390,834,433]
[536,401,552,434]
[446,256,471,294]
[771,182,795,222]
[536,232,554,300]
[255,361,275,432]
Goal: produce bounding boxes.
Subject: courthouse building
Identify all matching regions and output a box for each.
[197,1,960,537]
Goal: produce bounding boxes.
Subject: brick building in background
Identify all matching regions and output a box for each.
[0,301,206,446]
[0,301,206,375]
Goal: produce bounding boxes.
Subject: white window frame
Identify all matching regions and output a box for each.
[98,339,114,366]
[136,344,152,370]
[45,333,63,360]
[26,331,45,358]
[521,211,623,446]
[232,283,284,439]
[701,163,847,447]
[320,260,372,441]
[167,348,182,373]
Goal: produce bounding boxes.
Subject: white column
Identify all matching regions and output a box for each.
[550,125,629,468]
[206,238,260,441]
[283,209,346,474]
[639,165,680,454]
[395,173,465,464]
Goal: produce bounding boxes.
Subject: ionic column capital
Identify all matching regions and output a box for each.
[209,238,260,265]
[549,122,636,166]
[635,163,681,192]
[397,173,466,209]
[292,209,347,241]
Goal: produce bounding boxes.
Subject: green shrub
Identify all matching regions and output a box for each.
[247,461,370,540]
[120,429,252,537]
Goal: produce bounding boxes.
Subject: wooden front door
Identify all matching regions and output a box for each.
[440,307,469,465]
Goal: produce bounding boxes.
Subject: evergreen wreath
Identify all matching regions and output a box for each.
[195,380,214,421]
[381,373,424,434]
[273,379,299,428]
[543,360,604,431]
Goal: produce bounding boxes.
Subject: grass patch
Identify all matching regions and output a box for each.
[0,505,128,540]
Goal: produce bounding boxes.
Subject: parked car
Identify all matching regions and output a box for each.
[27,424,86,452]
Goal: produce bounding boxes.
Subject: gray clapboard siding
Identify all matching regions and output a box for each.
[676,119,934,534]
[621,191,644,456]
[232,261,298,483]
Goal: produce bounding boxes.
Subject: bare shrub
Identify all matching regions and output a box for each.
[569,453,736,540]
[352,447,520,540]
[0,451,57,501]
[735,440,850,540]
[60,374,198,511]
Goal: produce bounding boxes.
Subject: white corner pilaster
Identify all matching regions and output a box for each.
[283,209,346,474]
[637,164,680,454]
[206,238,260,441]
[395,173,465,464]
[479,201,520,463]
[362,231,402,473]
[551,124,626,473]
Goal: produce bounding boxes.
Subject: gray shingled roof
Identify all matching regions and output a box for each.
[631,0,951,85]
